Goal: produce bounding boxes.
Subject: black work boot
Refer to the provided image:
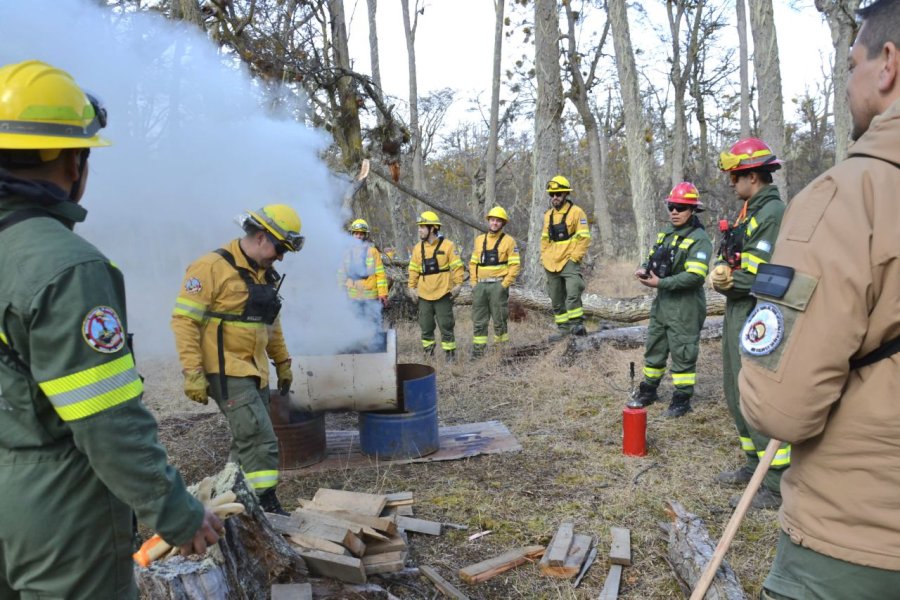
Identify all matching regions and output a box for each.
[627,382,659,408]
[259,488,289,516]
[570,322,587,336]
[664,390,693,418]
[471,346,485,360]
[423,344,436,359]
[548,327,569,342]
[716,465,755,485]
[729,486,782,510]
[445,349,456,363]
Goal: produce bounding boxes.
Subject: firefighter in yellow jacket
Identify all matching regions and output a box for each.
[171,204,302,515]
[469,206,521,357]
[408,211,465,359]
[541,176,592,336]
[339,218,387,312]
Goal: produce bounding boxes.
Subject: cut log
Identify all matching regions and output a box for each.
[298,549,367,584]
[271,582,312,600]
[545,522,575,567]
[538,533,592,578]
[362,550,408,575]
[599,564,623,600]
[567,317,724,353]
[665,501,745,600]
[609,527,632,566]
[458,545,545,584]
[135,464,308,600]
[395,515,442,536]
[420,565,470,600]
[312,489,387,516]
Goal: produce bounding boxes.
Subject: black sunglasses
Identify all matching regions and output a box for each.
[549,192,566,198]
[667,203,692,213]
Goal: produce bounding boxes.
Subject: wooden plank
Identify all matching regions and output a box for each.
[297,502,397,535]
[266,512,302,536]
[384,491,414,506]
[298,549,367,584]
[312,488,387,516]
[458,545,545,584]
[364,533,408,556]
[381,504,415,517]
[362,550,408,575]
[599,564,623,600]
[420,565,470,600]
[538,533,592,578]
[546,522,574,567]
[395,515,442,536]
[287,532,351,556]
[609,527,632,566]
[295,508,388,541]
[296,520,366,557]
[271,583,312,600]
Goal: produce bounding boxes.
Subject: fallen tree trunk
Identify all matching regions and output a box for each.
[566,317,723,354]
[384,263,725,323]
[664,501,746,600]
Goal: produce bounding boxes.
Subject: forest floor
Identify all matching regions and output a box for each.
[142,262,779,599]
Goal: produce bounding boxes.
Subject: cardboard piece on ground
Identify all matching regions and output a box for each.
[545,522,574,567]
[538,533,592,578]
[420,565,470,600]
[362,550,408,575]
[271,583,312,600]
[609,527,632,566]
[298,549,367,584]
[312,489,387,516]
[458,545,545,584]
[599,564,623,600]
[395,515,442,536]
[285,421,522,475]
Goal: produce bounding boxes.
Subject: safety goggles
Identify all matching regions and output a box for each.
[546,180,569,193]
[667,203,692,213]
[267,231,304,254]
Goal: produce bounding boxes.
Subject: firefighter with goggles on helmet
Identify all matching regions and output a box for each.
[629,182,712,418]
[171,203,303,516]
[712,137,789,511]
[0,59,221,598]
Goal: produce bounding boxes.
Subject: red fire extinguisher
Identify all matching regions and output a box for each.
[623,362,647,457]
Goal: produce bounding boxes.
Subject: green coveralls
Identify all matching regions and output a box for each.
[0,191,203,599]
[718,185,790,493]
[642,221,712,398]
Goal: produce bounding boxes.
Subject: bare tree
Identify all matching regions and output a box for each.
[326,0,364,171]
[736,0,751,137]
[485,0,506,208]
[608,0,656,258]
[666,0,706,186]
[400,0,426,191]
[815,0,860,161]
[524,0,565,286]
[747,0,787,193]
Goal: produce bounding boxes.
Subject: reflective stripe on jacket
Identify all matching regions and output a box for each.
[469,231,521,287]
[408,237,464,301]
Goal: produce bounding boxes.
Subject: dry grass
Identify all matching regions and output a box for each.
[145,272,779,599]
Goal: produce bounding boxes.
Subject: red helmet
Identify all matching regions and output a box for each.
[666,182,704,212]
[718,137,783,172]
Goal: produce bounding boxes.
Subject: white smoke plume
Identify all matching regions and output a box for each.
[0,0,378,360]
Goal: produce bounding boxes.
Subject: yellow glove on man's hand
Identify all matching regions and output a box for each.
[275,360,293,396]
[183,370,209,405]
[711,264,734,291]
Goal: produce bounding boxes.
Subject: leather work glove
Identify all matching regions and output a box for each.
[275,359,293,396]
[409,288,419,302]
[711,263,734,291]
[183,370,209,405]
[450,285,462,299]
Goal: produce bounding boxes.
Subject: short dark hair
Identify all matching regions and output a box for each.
[754,169,774,184]
[857,0,900,59]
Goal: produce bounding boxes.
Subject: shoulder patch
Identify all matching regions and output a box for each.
[184,277,202,295]
[696,251,708,260]
[755,240,772,253]
[580,218,588,224]
[82,306,126,354]
[741,302,784,356]
[513,246,520,253]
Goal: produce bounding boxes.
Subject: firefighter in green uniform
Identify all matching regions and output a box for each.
[469,206,521,358]
[541,176,592,337]
[172,204,302,515]
[408,211,465,360]
[0,60,221,599]
[711,137,790,509]
[629,182,712,417]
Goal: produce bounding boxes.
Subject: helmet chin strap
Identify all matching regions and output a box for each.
[68,149,90,202]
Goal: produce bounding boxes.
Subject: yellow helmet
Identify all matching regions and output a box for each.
[0,60,110,151]
[486,206,509,222]
[349,218,369,233]
[246,204,304,251]
[546,175,571,193]
[416,211,441,227]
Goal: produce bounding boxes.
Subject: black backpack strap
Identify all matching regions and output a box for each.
[850,337,900,371]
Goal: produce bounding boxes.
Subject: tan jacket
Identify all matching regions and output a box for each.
[408,237,464,301]
[540,201,591,272]
[171,239,290,387]
[469,231,521,287]
[740,99,900,570]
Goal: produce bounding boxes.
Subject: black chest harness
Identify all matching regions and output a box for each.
[547,204,573,241]
[420,238,447,276]
[647,228,697,279]
[207,248,284,399]
[718,208,763,269]
[478,233,506,266]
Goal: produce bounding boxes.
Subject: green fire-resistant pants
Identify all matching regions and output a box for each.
[545,261,585,331]
[418,294,456,352]
[208,375,279,494]
[723,296,788,493]
[0,445,137,599]
[472,281,509,354]
[762,531,900,600]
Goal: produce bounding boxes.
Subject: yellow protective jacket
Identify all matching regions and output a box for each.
[469,231,521,288]
[408,237,464,301]
[540,201,591,272]
[171,239,290,387]
[338,241,388,300]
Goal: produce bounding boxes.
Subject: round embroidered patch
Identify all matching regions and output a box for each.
[184,277,202,295]
[741,302,785,356]
[82,306,126,354]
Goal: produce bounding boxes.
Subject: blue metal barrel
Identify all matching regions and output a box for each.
[358,363,439,460]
